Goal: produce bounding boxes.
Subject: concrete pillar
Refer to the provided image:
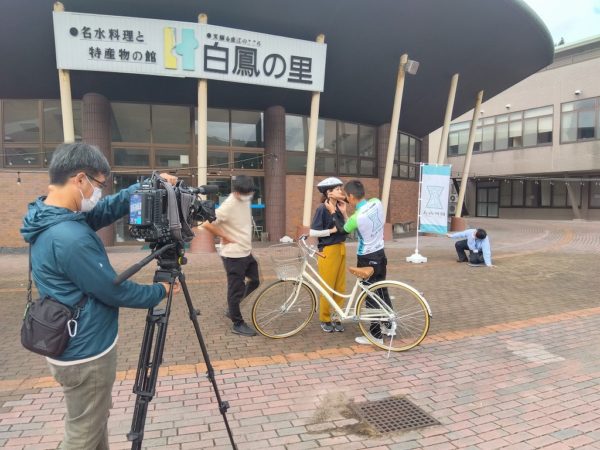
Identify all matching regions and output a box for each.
[377,123,392,240]
[82,93,114,247]
[264,106,286,242]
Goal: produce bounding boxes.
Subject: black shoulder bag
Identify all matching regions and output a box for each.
[21,244,87,358]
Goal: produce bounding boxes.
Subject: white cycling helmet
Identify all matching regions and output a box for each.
[317,177,343,194]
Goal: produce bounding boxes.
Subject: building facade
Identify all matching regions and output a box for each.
[0,97,424,247]
[430,36,600,221]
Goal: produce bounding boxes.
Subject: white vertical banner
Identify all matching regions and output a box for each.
[418,164,452,234]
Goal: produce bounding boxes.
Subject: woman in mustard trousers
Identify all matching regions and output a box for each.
[310,177,348,333]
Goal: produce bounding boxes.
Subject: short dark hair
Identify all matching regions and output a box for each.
[344,180,365,200]
[232,175,255,194]
[475,228,487,240]
[48,143,111,185]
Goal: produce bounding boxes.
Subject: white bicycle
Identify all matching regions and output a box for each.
[251,236,432,352]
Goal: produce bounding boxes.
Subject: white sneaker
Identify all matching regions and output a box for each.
[380,323,396,336]
[355,336,383,345]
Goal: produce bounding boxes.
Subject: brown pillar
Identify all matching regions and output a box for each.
[377,123,392,240]
[264,106,286,242]
[82,93,115,246]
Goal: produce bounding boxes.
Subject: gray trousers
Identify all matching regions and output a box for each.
[48,345,117,450]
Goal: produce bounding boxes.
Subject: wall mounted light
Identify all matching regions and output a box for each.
[505,104,511,109]
[574,89,582,95]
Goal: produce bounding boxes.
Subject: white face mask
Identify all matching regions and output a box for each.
[238,193,254,202]
[80,176,103,212]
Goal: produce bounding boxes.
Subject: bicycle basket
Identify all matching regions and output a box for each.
[269,243,304,280]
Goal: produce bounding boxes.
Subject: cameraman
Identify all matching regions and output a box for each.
[202,175,259,337]
[20,143,180,449]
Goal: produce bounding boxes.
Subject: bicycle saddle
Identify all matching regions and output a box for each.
[348,266,374,279]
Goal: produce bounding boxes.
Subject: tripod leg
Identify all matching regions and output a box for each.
[179,273,238,449]
[128,270,176,450]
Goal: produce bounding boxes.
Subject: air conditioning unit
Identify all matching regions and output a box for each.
[449,194,458,203]
[449,204,457,215]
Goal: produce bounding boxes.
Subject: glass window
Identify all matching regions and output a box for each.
[508,120,523,148]
[482,125,494,151]
[287,153,307,172]
[111,103,151,142]
[525,181,539,207]
[408,137,417,163]
[538,116,553,144]
[589,182,600,208]
[578,109,595,139]
[448,131,459,155]
[231,110,263,147]
[4,100,40,142]
[562,98,595,112]
[4,147,41,166]
[523,118,537,147]
[155,148,190,168]
[473,127,483,152]
[43,100,83,142]
[524,106,553,118]
[315,155,336,174]
[206,108,230,146]
[541,181,551,206]
[566,183,581,207]
[317,119,336,153]
[337,122,358,156]
[360,159,376,176]
[552,182,567,207]
[339,157,358,175]
[561,111,577,142]
[234,152,263,169]
[500,182,511,206]
[152,105,191,145]
[44,145,56,167]
[458,129,469,154]
[399,164,409,178]
[358,125,375,157]
[285,115,307,152]
[511,181,524,206]
[494,123,508,150]
[398,133,410,161]
[113,147,150,166]
[207,151,228,169]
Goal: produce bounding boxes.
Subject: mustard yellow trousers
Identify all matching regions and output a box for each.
[317,242,346,322]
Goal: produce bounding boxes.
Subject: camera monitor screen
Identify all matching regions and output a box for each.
[129,193,143,225]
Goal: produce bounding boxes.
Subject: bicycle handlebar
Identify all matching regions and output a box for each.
[297,235,326,259]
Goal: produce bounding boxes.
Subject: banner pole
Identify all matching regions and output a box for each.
[406,163,427,263]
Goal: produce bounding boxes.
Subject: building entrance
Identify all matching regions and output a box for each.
[476,185,500,218]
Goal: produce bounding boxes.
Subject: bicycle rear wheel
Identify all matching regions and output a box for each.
[251,280,316,338]
[356,281,430,352]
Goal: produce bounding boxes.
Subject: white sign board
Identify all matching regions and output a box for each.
[53,12,327,92]
[418,164,452,234]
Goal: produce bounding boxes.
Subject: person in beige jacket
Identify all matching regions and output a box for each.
[202,175,259,336]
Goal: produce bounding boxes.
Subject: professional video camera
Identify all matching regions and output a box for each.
[128,172,218,243]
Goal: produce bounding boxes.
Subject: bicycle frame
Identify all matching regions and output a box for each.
[282,239,398,323]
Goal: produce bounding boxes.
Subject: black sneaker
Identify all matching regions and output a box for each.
[456,259,468,263]
[333,321,344,332]
[321,322,334,333]
[232,322,257,336]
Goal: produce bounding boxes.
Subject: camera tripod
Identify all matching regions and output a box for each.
[115,242,236,450]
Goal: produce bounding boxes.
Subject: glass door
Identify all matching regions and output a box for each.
[476,186,500,218]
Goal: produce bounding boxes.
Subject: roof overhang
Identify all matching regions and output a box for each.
[0,0,554,137]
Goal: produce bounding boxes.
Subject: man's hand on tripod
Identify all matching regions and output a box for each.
[160,281,181,298]
[160,173,178,186]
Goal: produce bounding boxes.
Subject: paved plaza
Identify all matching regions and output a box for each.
[1,218,599,449]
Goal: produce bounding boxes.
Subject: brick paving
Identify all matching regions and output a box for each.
[1,218,600,449]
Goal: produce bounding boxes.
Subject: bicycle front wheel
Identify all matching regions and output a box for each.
[251,280,316,338]
[356,281,430,352]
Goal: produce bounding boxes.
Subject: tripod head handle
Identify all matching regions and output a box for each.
[114,243,177,285]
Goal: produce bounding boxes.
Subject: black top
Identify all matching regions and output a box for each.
[311,204,346,250]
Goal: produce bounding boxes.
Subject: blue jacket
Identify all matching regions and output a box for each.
[449,228,492,266]
[20,184,166,361]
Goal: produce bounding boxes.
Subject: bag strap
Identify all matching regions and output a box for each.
[27,244,33,304]
[27,243,87,311]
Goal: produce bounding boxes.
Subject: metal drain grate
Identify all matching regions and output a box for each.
[352,396,439,433]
